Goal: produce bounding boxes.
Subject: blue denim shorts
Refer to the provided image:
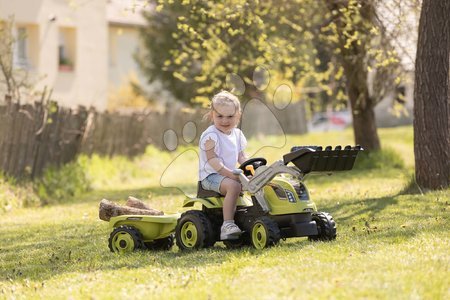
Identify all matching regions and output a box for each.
[201,173,225,194]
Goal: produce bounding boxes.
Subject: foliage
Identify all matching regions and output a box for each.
[107,73,152,111]
[36,161,91,205]
[78,153,163,191]
[1,159,93,212]
[0,174,40,213]
[139,0,320,105]
[138,0,413,108]
[138,0,417,150]
[0,126,448,299]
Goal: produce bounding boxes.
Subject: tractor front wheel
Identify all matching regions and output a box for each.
[250,217,281,250]
[108,225,144,254]
[175,211,214,251]
[308,212,337,241]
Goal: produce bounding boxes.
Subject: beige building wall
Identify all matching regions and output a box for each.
[106,0,150,109]
[0,0,108,110]
[108,25,144,87]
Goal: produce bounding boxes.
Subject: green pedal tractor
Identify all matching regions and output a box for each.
[107,145,362,253]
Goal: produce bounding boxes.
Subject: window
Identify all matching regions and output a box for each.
[58,27,76,71]
[12,24,39,70]
[16,27,28,67]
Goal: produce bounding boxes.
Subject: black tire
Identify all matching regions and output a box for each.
[108,225,144,254]
[223,233,251,249]
[145,234,175,251]
[205,227,217,248]
[175,210,214,251]
[308,212,337,241]
[250,217,281,249]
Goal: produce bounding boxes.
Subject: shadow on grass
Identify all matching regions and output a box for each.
[324,196,398,223]
[0,219,295,282]
[397,174,424,195]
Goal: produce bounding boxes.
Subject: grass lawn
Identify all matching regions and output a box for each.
[1,126,449,299]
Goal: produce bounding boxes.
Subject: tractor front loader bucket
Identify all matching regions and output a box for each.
[283,145,363,174]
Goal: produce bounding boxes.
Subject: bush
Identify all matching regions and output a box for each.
[78,147,174,190]
[36,161,91,205]
[354,147,405,170]
[77,154,144,190]
[0,174,40,213]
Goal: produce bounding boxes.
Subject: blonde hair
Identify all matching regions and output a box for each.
[203,91,241,122]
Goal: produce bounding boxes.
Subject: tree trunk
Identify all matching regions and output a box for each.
[325,0,381,151]
[343,57,381,150]
[351,99,380,151]
[413,0,450,190]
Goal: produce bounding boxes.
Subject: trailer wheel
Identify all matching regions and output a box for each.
[175,211,214,251]
[108,225,144,254]
[308,212,337,241]
[145,234,175,251]
[250,217,281,250]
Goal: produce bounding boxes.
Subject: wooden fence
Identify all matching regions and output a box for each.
[0,98,307,178]
[0,101,88,178]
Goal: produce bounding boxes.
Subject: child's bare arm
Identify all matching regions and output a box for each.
[238,151,248,164]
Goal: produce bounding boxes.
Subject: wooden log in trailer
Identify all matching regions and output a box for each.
[99,197,164,222]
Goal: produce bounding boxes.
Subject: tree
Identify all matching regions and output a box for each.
[139,0,315,105]
[319,0,414,151]
[139,0,408,151]
[0,16,31,101]
[321,1,381,150]
[413,0,450,189]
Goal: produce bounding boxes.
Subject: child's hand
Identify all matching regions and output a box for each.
[231,169,243,182]
[227,171,240,181]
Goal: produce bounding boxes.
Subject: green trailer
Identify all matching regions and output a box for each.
[108,213,180,254]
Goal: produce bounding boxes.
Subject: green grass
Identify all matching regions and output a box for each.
[1,126,449,299]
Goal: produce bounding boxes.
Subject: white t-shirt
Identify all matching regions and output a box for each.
[198,125,247,180]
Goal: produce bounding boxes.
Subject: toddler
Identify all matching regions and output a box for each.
[199,91,248,240]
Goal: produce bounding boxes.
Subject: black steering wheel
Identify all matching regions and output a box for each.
[238,157,267,176]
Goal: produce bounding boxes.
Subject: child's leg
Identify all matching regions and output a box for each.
[219,178,242,240]
[219,178,241,220]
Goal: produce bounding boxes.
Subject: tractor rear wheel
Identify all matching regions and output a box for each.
[308,212,337,241]
[108,225,144,254]
[175,210,214,251]
[250,217,281,249]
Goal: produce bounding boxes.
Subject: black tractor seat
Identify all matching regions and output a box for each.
[196,181,244,198]
[197,181,223,198]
